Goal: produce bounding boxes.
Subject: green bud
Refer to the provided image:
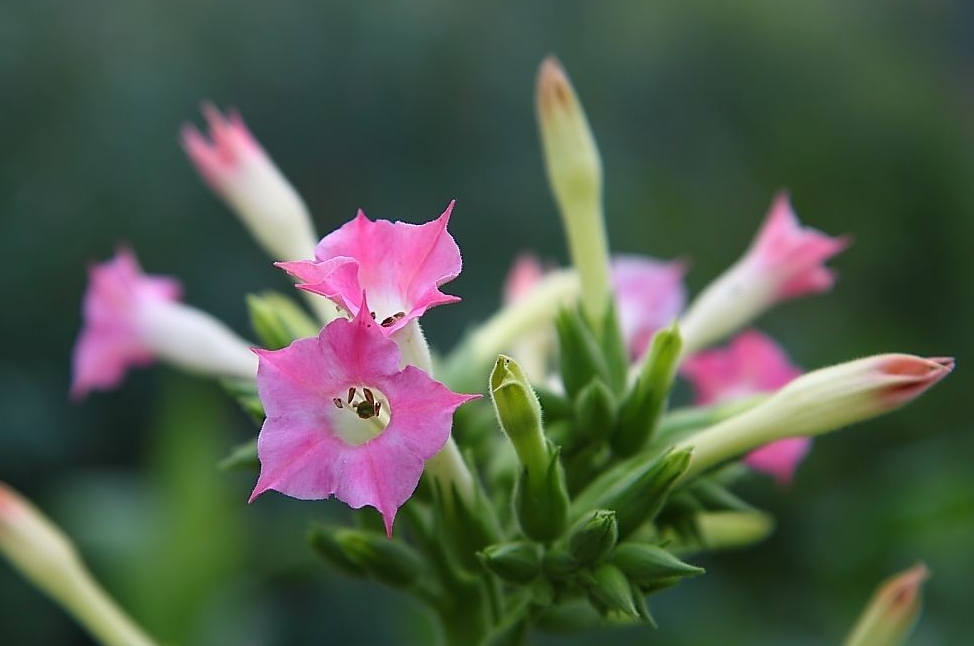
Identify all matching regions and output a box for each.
[555,307,611,399]
[695,510,775,551]
[597,297,630,392]
[570,447,692,539]
[843,563,928,646]
[490,355,547,476]
[478,541,542,584]
[435,479,503,573]
[246,291,320,350]
[574,379,617,444]
[542,548,578,583]
[220,377,265,423]
[613,323,682,457]
[325,526,425,589]
[534,385,574,423]
[515,447,570,542]
[307,525,368,578]
[582,563,639,619]
[535,599,603,633]
[610,542,704,587]
[567,510,618,565]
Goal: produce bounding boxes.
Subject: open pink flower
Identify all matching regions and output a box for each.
[611,255,687,359]
[679,192,850,355]
[182,105,318,263]
[71,248,257,400]
[276,202,461,335]
[682,329,810,485]
[249,301,478,536]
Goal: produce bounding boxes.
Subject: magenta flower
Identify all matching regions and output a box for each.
[182,105,319,263]
[681,329,810,485]
[249,302,478,536]
[679,192,850,355]
[276,202,461,334]
[611,255,687,359]
[71,248,257,400]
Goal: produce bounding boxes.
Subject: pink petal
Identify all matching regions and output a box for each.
[743,437,812,487]
[503,254,546,304]
[611,255,687,359]
[180,104,261,191]
[283,202,462,334]
[746,192,851,301]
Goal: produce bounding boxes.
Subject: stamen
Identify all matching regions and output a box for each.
[363,388,375,407]
[370,311,377,320]
[380,311,406,328]
[375,401,382,416]
[347,387,356,404]
[332,397,344,409]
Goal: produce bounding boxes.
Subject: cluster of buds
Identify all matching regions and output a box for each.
[35,55,950,646]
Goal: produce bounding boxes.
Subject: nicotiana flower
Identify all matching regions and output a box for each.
[681,330,810,485]
[71,248,257,400]
[182,104,319,263]
[611,255,687,360]
[678,192,850,356]
[277,202,461,335]
[249,301,478,536]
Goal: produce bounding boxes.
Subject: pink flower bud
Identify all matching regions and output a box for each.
[844,563,929,646]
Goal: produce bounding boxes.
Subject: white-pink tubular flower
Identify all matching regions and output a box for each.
[611,255,687,360]
[677,354,954,481]
[71,248,257,400]
[182,104,319,262]
[682,330,810,485]
[678,192,850,356]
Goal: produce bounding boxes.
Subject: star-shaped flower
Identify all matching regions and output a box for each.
[682,329,810,485]
[249,301,478,536]
[276,202,461,335]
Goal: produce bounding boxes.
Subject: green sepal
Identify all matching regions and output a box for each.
[220,377,264,424]
[308,524,425,589]
[612,323,682,457]
[573,378,617,445]
[555,307,611,399]
[534,385,575,423]
[582,563,639,619]
[542,548,578,583]
[689,478,758,513]
[246,291,320,350]
[218,438,259,471]
[597,297,629,392]
[609,542,704,588]
[515,445,570,543]
[569,447,692,539]
[478,541,542,584]
[567,509,618,566]
[434,479,503,573]
[534,600,603,633]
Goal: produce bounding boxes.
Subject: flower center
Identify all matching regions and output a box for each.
[330,385,391,446]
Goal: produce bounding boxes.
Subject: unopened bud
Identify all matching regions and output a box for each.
[582,563,639,619]
[610,542,704,588]
[567,509,618,565]
[843,563,929,646]
[479,541,542,584]
[677,354,954,481]
[247,291,321,350]
[490,355,547,476]
[537,56,611,323]
[515,448,571,543]
[309,525,424,589]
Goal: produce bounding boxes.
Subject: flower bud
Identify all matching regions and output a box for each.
[610,542,704,587]
[567,510,618,566]
[478,541,542,584]
[536,56,612,324]
[246,291,321,350]
[677,354,954,481]
[309,525,425,589]
[490,355,547,475]
[0,482,158,646]
[570,447,692,539]
[843,563,928,646]
[613,322,682,457]
[515,448,571,543]
[182,104,318,264]
[582,563,639,619]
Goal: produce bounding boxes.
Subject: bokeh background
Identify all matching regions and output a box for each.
[2,1,972,644]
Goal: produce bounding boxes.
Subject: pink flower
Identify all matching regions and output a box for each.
[71,248,257,400]
[611,255,687,359]
[503,254,546,304]
[276,202,461,334]
[182,105,318,262]
[679,192,850,355]
[681,330,809,485]
[249,302,478,536]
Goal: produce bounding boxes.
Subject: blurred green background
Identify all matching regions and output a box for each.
[1,0,972,644]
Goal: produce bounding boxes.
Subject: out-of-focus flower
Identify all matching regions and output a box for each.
[182,104,319,262]
[611,255,687,360]
[71,248,256,400]
[249,302,477,536]
[843,563,929,646]
[679,192,850,355]
[682,329,810,484]
[277,202,461,335]
[677,354,954,481]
